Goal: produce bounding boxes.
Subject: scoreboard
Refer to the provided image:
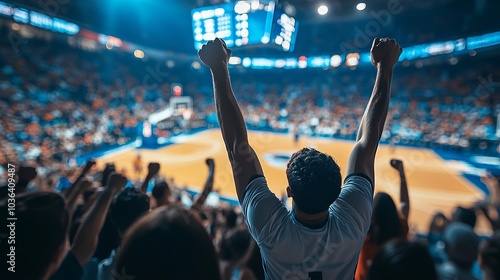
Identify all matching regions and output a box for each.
[192,1,298,52]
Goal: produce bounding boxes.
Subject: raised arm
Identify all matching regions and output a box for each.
[65,160,95,199]
[140,162,160,193]
[70,172,127,265]
[347,38,402,184]
[198,38,263,202]
[191,158,215,211]
[391,159,410,219]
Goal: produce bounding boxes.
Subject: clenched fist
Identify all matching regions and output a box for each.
[198,38,232,71]
[371,38,402,68]
[106,172,127,192]
[147,162,160,177]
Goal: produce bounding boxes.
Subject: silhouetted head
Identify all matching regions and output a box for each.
[0,192,69,280]
[451,206,476,228]
[219,225,252,261]
[286,148,341,214]
[368,240,438,280]
[369,192,403,245]
[443,222,479,269]
[110,188,150,235]
[115,206,221,280]
[479,232,500,280]
[225,208,238,229]
[152,181,170,207]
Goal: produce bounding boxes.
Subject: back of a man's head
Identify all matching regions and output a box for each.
[0,192,69,280]
[443,222,479,269]
[452,206,477,228]
[110,188,150,235]
[479,232,500,280]
[115,206,221,280]
[286,148,341,214]
[152,181,170,205]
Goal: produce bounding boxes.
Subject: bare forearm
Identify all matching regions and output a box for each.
[192,173,213,210]
[66,181,83,217]
[357,66,393,146]
[398,169,410,218]
[71,189,115,265]
[141,175,153,193]
[212,67,249,151]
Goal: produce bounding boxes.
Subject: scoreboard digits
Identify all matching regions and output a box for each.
[192,1,298,52]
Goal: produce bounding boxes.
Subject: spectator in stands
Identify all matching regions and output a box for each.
[428,212,450,264]
[452,206,477,229]
[437,222,480,280]
[198,37,402,279]
[219,225,253,280]
[355,159,410,280]
[0,166,37,200]
[51,172,127,280]
[152,181,171,208]
[98,187,150,280]
[0,192,69,280]
[114,206,221,280]
[478,232,500,280]
[367,240,438,280]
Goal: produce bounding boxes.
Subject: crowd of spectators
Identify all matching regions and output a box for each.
[1,157,500,280]
[0,31,500,279]
[1,36,498,172]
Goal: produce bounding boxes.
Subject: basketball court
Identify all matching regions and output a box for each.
[96,129,488,234]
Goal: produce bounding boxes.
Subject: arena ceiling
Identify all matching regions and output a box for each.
[8,0,499,54]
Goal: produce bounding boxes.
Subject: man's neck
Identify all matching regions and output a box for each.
[293,206,328,228]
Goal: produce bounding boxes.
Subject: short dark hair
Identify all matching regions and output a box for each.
[368,240,438,280]
[152,181,169,200]
[0,192,69,280]
[109,188,150,234]
[115,206,221,280]
[219,226,251,260]
[443,222,479,269]
[479,232,500,279]
[286,148,341,214]
[452,206,476,228]
[369,192,403,245]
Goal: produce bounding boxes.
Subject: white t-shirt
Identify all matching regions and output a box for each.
[241,174,373,280]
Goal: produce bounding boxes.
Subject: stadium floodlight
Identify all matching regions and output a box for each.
[330,55,342,67]
[235,1,251,14]
[356,3,366,11]
[229,56,242,65]
[134,49,144,59]
[317,5,328,15]
[346,53,359,66]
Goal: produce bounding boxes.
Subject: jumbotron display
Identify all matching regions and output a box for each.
[192,1,298,52]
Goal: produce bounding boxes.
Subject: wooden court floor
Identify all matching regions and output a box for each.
[97,129,488,234]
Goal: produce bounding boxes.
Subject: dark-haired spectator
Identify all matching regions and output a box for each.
[152,181,171,208]
[114,206,221,280]
[0,192,69,280]
[428,212,451,264]
[97,187,150,280]
[0,166,38,200]
[140,162,160,194]
[367,240,438,280]
[452,206,477,229]
[437,222,480,280]
[478,232,500,280]
[51,172,127,280]
[355,159,410,280]
[219,225,253,280]
[198,37,402,278]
